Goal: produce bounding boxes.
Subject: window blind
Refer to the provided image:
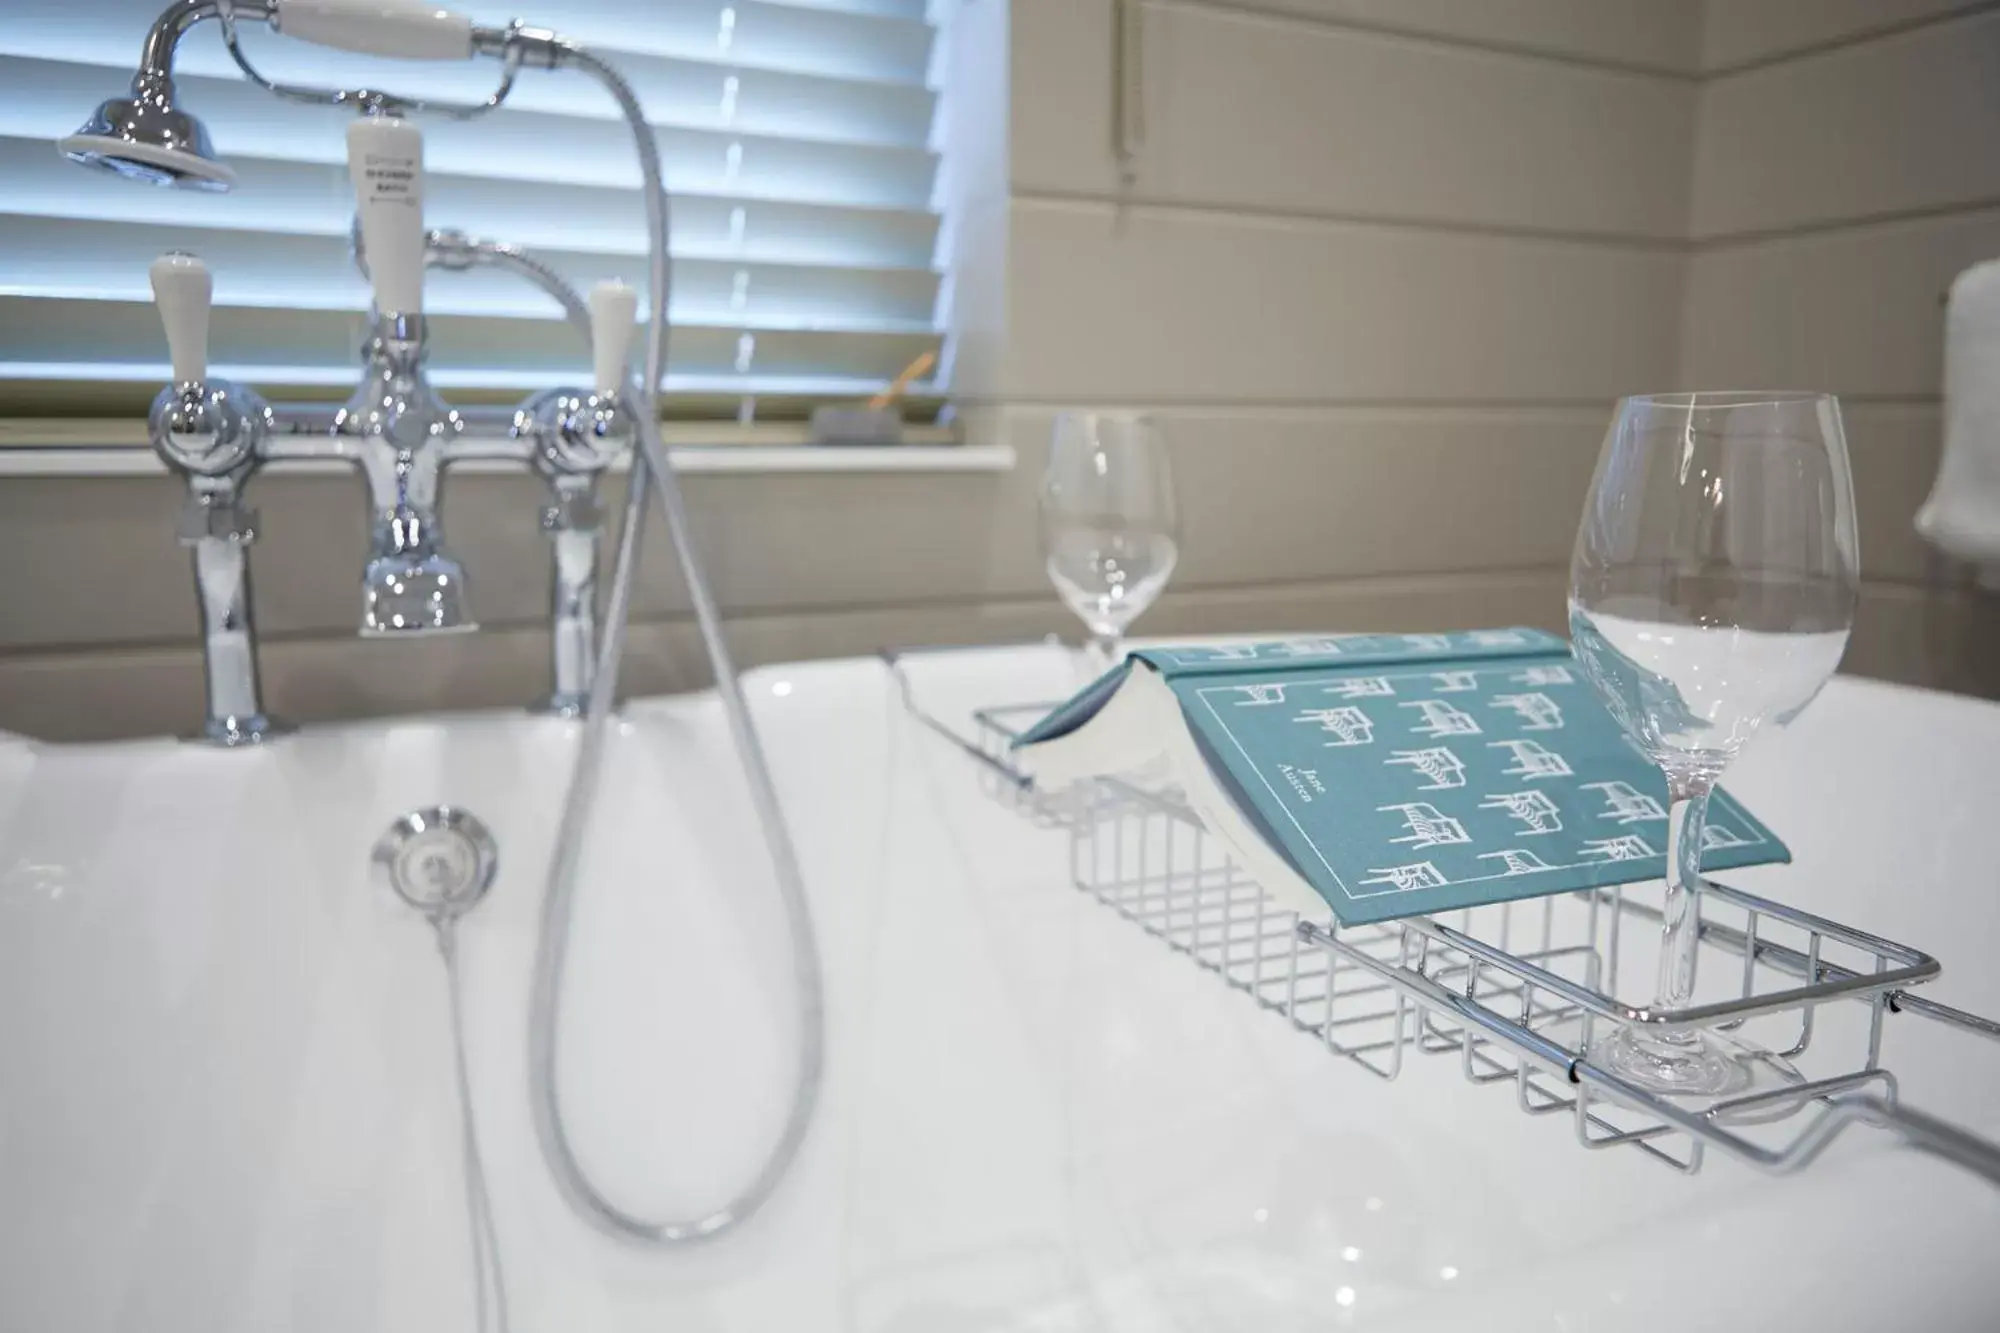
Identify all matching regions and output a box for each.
[0,0,942,419]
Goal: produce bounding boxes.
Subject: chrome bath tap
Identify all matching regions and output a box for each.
[71,0,828,1267]
[123,112,634,742]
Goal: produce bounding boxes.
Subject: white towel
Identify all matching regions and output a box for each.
[1916,260,2000,589]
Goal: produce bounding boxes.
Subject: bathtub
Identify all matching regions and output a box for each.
[2,646,1997,1331]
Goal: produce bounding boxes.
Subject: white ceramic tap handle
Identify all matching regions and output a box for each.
[348,117,426,317]
[589,281,638,398]
[273,0,473,60]
[150,252,211,385]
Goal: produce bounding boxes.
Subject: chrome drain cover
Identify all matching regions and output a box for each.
[372,806,498,919]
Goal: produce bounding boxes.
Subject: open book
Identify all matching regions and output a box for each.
[1014,629,1788,926]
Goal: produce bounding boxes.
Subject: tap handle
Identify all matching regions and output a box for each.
[589,280,638,399]
[347,116,425,317]
[150,252,211,385]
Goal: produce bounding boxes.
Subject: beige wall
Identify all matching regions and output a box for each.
[3,0,1996,740]
[959,0,1998,702]
[1684,0,2000,697]
[957,0,1701,695]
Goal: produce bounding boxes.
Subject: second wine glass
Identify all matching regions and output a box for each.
[1038,412,1180,668]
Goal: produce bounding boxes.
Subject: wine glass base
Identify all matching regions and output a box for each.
[1589,1024,1804,1118]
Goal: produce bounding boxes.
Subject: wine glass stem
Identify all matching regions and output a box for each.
[1089,631,1125,673]
[1653,783,1711,1030]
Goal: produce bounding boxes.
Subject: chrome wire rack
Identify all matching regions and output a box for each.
[894,663,2000,1186]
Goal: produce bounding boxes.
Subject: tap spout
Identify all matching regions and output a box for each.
[335,315,476,635]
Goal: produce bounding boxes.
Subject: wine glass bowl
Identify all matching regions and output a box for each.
[1038,412,1180,666]
[1569,392,1859,1097]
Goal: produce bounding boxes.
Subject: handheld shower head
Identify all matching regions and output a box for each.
[58,0,535,195]
[59,72,235,191]
[55,1,269,189]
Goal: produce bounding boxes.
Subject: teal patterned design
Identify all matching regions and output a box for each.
[1019,629,1789,926]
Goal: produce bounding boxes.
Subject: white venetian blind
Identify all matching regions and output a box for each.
[0,0,942,418]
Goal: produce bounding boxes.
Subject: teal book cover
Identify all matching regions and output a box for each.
[1017,629,1789,926]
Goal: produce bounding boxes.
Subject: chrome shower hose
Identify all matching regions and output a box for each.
[525,44,826,1244]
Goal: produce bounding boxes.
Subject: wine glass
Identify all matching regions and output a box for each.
[1569,392,1859,1098]
[1039,412,1180,669]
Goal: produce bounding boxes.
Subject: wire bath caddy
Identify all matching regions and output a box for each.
[896,670,2000,1187]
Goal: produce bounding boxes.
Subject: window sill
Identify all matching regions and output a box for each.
[0,420,1014,477]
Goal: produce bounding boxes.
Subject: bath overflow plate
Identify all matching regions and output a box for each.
[372,806,498,919]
